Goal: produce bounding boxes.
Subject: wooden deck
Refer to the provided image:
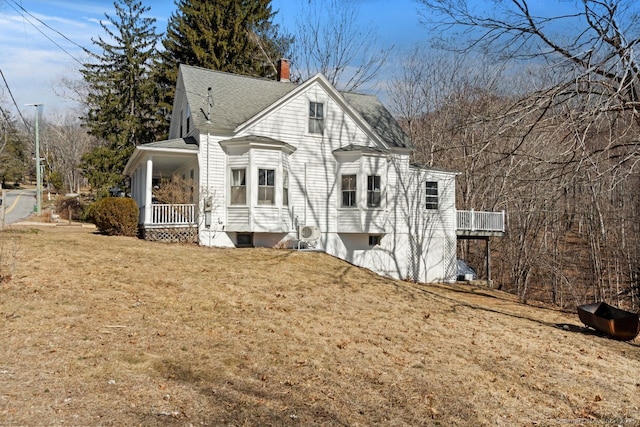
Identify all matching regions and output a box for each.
[456,210,505,237]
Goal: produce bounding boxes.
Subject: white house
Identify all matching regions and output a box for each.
[124,60,504,283]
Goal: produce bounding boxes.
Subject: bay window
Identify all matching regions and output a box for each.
[342,174,357,207]
[367,175,381,208]
[258,168,275,205]
[230,169,246,205]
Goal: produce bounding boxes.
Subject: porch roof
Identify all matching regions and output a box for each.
[123,137,198,177]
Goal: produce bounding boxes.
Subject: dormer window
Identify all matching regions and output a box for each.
[309,101,324,134]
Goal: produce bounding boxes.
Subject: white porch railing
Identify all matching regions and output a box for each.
[456,210,505,233]
[151,204,196,225]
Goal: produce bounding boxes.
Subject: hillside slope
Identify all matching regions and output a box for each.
[1,225,639,426]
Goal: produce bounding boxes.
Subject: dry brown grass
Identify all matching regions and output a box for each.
[1,225,639,426]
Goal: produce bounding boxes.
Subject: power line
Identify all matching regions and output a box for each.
[6,0,84,65]
[0,105,12,125]
[0,68,30,130]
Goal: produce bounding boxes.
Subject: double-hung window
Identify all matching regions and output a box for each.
[367,175,381,208]
[341,174,357,207]
[282,169,289,206]
[230,169,246,205]
[309,101,324,134]
[258,168,275,205]
[425,181,438,210]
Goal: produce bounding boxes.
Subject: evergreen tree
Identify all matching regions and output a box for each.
[153,0,292,137]
[80,0,161,194]
[0,112,26,188]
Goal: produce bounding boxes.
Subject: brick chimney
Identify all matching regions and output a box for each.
[277,58,290,82]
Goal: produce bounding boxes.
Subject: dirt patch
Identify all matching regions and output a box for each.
[1,225,639,425]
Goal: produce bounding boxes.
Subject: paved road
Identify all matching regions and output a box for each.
[1,189,36,225]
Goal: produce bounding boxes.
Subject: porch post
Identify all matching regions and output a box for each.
[144,157,153,224]
[486,237,492,286]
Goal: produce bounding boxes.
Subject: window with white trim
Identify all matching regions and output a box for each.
[309,101,324,134]
[367,175,381,208]
[230,169,246,205]
[258,168,275,205]
[425,181,438,210]
[282,169,289,206]
[341,174,357,207]
[186,105,191,134]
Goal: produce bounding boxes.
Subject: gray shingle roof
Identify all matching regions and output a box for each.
[144,136,199,150]
[333,144,388,155]
[342,92,412,149]
[180,65,296,132]
[179,64,411,148]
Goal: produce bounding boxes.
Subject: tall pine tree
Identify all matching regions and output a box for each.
[80,0,161,195]
[153,0,292,137]
[0,111,26,188]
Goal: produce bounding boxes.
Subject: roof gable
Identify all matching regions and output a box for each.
[236,74,412,149]
[178,65,411,148]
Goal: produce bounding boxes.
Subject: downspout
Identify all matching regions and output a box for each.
[304,162,308,225]
[207,131,211,246]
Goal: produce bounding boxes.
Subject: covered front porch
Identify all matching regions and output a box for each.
[123,137,200,242]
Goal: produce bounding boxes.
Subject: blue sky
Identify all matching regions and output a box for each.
[0,0,428,118]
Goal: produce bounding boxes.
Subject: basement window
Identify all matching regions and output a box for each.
[236,233,253,247]
[369,235,381,246]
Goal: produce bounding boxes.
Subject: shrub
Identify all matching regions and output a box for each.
[56,196,90,221]
[91,197,139,236]
[47,171,65,194]
[154,174,194,204]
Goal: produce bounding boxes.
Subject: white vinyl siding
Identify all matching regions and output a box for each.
[197,78,459,283]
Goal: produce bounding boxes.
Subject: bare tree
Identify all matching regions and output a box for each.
[389,43,640,308]
[291,0,391,91]
[41,111,94,194]
[417,0,640,177]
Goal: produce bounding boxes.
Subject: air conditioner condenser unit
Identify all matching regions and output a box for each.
[298,225,320,241]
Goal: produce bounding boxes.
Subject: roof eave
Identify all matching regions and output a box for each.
[123,145,198,176]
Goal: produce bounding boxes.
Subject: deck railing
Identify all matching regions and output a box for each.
[456,210,505,233]
[151,203,196,225]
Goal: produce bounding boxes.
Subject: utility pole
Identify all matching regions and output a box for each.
[26,103,43,214]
